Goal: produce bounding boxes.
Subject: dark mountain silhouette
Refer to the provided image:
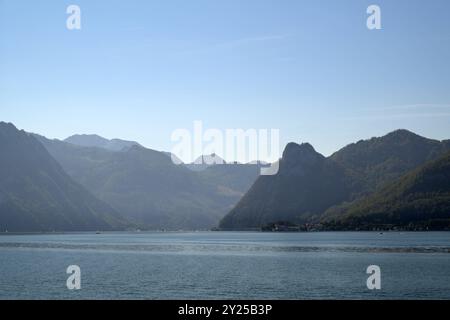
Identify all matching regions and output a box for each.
[220,130,450,230]
[35,135,260,230]
[323,151,450,230]
[220,143,353,229]
[65,134,141,152]
[0,123,126,232]
[330,129,450,196]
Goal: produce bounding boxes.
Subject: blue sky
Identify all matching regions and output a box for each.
[1,0,450,160]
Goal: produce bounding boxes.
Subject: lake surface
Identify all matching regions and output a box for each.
[0,231,449,299]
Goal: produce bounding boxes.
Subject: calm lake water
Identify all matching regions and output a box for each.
[0,231,449,299]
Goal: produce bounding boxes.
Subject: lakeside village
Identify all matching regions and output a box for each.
[214,221,450,232]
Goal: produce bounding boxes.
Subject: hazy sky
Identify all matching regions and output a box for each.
[1,0,450,161]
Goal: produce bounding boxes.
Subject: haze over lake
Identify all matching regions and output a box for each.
[1,232,449,299]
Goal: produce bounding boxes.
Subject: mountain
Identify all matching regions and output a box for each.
[330,129,450,196]
[0,123,126,232]
[219,143,353,229]
[220,130,450,230]
[185,154,226,171]
[65,134,141,151]
[322,151,450,230]
[16,125,448,231]
[35,135,260,230]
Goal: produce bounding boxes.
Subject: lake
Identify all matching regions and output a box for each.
[0,231,449,299]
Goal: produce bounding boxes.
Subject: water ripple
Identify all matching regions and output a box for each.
[0,242,449,254]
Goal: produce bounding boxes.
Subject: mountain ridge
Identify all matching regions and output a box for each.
[65,134,141,152]
[35,133,260,230]
[0,122,127,232]
[220,129,450,230]
[322,150,450,230]
[3,121,449,231]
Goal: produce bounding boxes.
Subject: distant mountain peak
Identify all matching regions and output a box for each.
[65,134,108,145]
[383,129,424,141]
[65,134,141,152]
[282,142,323,161]
[68,133,103,139]
[0,121,15,127]
[277,142,325,175]
[193,153,226,165]
[0,121,18,132]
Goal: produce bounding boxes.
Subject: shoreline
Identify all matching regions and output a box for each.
[1,230,450,236]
